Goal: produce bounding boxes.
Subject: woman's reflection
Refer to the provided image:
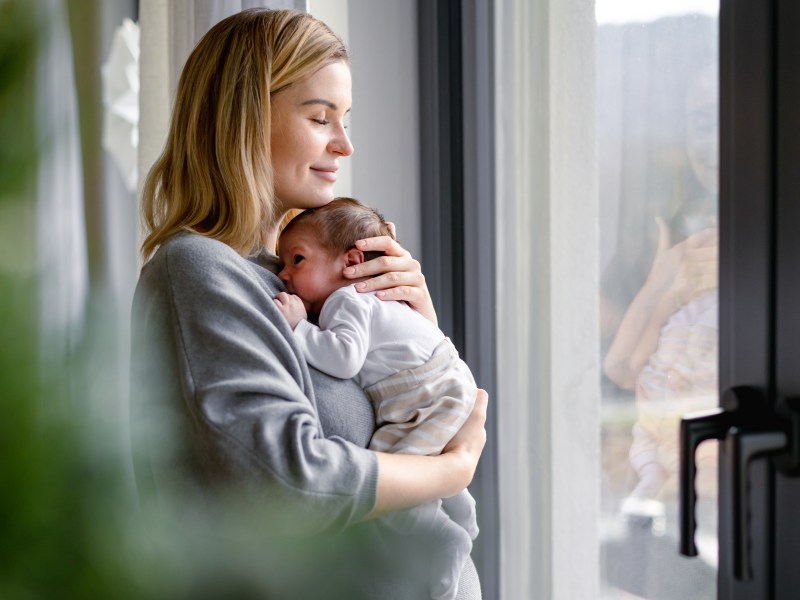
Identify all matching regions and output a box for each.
[602,64,719,599]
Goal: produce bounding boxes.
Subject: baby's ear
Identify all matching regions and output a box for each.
[344,248,365,267]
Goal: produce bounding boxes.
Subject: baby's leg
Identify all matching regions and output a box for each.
[380,502,473,600]
[428,511,474,600]
[442,489,479,540]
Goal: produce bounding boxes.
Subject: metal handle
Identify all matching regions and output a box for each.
[679,407,730,556]
[774,396,800,476]
[679,385,790,580]
[727,427,787,580]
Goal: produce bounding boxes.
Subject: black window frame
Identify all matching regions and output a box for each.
[418,1,499,596]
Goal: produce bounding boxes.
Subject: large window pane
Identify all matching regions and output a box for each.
[596,4,720,598]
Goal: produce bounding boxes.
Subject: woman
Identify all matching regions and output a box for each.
[130,8,487,599]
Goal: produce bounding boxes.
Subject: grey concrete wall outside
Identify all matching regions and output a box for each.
[347,0,421,260]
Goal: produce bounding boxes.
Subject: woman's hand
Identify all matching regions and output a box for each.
[646,218,718,308]
[442,388,489,484]
[342,223,438,326]
[672,227,718,307]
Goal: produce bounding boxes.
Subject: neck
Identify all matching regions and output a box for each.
[264,219,282,255]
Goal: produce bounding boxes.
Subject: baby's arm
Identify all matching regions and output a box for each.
[274,287,372,380]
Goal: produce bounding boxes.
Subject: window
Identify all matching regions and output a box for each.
[494,1,719,597]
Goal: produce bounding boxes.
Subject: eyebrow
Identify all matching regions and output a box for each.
[300,98,338,110]
[300,98,351,114]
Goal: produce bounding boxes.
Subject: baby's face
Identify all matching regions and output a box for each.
[277,225,347,316]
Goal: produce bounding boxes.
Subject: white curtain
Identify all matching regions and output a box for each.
[169,0,306,87]
[494,0,600,598]
[36,0,89,366]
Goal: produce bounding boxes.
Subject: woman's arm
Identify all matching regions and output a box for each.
[342,230,438,326]
[604,276,680,390]
[368,389,488,518]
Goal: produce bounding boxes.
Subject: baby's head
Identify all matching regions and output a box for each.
[277,197,393,315]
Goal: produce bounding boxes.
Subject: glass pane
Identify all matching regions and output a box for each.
[595,3,720,598]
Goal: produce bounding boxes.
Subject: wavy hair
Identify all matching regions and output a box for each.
[140,9,349,260]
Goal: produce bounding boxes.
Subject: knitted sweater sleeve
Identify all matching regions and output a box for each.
[131,235,377,536]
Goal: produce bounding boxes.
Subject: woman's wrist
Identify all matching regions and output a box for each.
[438,447,474,493]
[369,451,471,518]
[655,286,683,317]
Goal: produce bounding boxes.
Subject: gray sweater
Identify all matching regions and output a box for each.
[130,233,481,599]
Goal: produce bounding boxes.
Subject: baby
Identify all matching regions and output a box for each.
[274,197,478,600]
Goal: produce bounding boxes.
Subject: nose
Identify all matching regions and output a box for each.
[330,123,354,157]
[278,266,290,283]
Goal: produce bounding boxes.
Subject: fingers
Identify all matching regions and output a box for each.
[655,217,672,256]
[470,390,489,452]
[344,254,420,280]
[273,292,307,328]
[676,260,718,305]
[343,236,439,325]
[444,388,488,459]
[352,271,425,296]
[683,245,719,267]
[686,227,718,248]
[473,388,488,419]
[683,235,718,288]
[274,291,293,305]
[461,389,489,439]
[674,227,718,301]
[354,235,411,259]
[275,291,302,303]
[466,388,489,451]
[343,254,427,300]
[692,273,718,296]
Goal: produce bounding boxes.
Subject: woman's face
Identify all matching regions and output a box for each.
[271,61,354,215]
[685,70,719,196]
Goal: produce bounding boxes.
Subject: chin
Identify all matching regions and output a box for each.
[297,194,334,211]
[315,190,336,205]
[277,188,334,212]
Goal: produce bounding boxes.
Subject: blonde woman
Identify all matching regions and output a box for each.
[131,9,486,599]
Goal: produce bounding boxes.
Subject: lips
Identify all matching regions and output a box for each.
[311,166,338,183]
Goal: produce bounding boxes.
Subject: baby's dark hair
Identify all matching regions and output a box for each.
[281,197,394,261]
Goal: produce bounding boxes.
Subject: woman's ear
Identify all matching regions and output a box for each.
[344,248,365,267]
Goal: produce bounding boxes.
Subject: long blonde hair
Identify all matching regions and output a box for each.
[140,9,349,260]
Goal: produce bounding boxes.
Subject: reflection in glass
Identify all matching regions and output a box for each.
[596,5,719,599]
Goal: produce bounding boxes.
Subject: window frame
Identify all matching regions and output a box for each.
[418,1,500,597]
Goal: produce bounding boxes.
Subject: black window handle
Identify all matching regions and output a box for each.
[726,427,786,580]
[679,406,731,557]
[679,386,791,581]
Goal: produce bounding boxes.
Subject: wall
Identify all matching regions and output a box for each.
[345,0,421,260]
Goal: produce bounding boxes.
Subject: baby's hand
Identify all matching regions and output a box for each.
[274,292,307,329]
